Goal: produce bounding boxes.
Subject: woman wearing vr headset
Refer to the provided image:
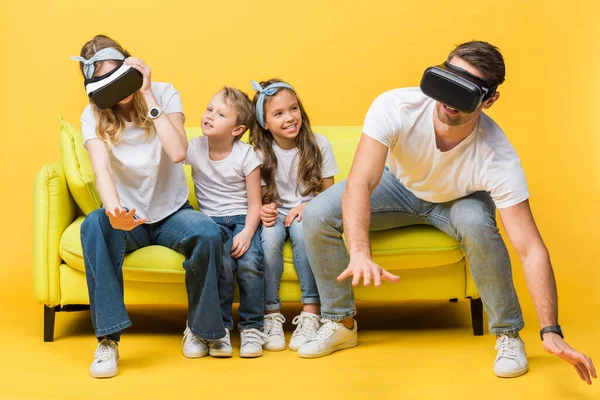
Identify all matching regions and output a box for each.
[73,35,227,378]
[300,41,596,384]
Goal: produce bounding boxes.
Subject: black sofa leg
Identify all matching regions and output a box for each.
[470,298,484,336]
[44,305,56,342]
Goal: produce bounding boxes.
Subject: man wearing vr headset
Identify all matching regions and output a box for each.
[300,41,596,383]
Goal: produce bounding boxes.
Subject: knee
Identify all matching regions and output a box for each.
[81,208,110,237]
[184,222,222,251]
[303,181,345,231]
[451,202,498,242]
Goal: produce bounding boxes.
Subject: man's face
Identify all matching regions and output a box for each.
[434,56,490,127]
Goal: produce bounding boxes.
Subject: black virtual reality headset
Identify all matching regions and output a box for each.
[84,60,143,109]
[420,62,498,113]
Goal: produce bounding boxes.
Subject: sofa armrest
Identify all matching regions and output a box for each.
[33,161,79,305]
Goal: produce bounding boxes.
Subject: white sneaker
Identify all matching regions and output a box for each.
[208,329,233,358]
[263,313,286,351]
[289,312,321,351]
[240,328,269,358]
[90,337,119,378]
[494,335,529,378]
[297,319,358,359]
[181,325,208,358]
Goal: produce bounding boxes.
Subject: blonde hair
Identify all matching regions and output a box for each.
[220,87,255,140]
[249,79,323,205]
[77,35,153,145]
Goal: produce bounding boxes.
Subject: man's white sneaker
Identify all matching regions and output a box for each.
[181,325,208,358]
[90,337,119,378]
[240,328,269,358]
[263,313,286,351]
[289,312,321,351]
[297,319,358,359]
[494,335,529,378]
[208,329,233,358]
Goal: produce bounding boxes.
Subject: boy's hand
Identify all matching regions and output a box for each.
[260,203,278,227]
[231,229,253,258]
[106,207,146,231]
[284,203,308,227]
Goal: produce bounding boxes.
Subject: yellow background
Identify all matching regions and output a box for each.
[0,0,599,398]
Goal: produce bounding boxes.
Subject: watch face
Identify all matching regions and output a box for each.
[150,108,160,118]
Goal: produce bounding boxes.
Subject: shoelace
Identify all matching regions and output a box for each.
[292,313,321,338]
[313,319,342,343]
[496,335,519,360]
[242,328,269,345]
[264,313,286,337]
[96,338,115,362]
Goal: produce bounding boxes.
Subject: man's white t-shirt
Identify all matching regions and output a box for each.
[362,87,529,209]
[266,134,340,215]
[81,82,189,223]
[186,136,261,217]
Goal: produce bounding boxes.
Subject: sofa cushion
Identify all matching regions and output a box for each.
[60,216,463,284]
[58,116,102,214]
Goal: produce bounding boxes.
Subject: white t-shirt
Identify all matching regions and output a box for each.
[185,136,261,217]
[362,87,529,209]
[81,82,189,223]
[265,134,340,215]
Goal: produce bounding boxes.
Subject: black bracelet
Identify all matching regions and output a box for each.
[540,325,563,340]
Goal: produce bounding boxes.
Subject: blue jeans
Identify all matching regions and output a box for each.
[211,215,264,330]
[262,214,320,311]
[81,202,226,342]
[302,168,524,336]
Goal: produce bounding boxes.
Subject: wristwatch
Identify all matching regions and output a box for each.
[148,106,163,119]
[540,325,563,340]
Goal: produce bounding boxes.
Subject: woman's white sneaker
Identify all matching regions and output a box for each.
[297,319,358,359]
[181,325,208,358]
[289,312,321,351]
[263,313,286,351]
[90,337,119,378]
[240,328,269,358]
[493,335,529,378]
[208,329,233,358]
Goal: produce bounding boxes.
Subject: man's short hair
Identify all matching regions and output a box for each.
[447,41,506,87]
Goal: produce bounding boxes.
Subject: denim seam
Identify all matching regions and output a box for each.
[188,325,226,340]
[321,308,356,321]
[96,319,132,337]
[238,323,264,330]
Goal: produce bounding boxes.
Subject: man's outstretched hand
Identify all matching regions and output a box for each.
[543,333,596,384]
[337,252,400,287]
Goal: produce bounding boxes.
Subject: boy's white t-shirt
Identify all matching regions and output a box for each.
[266,133,340,215]
[362,87,529,209]
[186,136,261,217]
[81,82,189,223]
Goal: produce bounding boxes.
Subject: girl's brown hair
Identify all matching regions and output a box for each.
[249,79,323,205]
[77,35,153,145]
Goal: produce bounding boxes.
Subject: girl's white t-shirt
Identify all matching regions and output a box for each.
[81,82,189,223]
[362,87,529,209]
[265,134,339,215]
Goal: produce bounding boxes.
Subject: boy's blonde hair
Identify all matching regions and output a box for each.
[221,87,254,140]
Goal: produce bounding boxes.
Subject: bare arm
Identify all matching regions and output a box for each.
[499,200,596,384]
[86,138,122,212]
[243,167,262,236]
[337,134,400,287]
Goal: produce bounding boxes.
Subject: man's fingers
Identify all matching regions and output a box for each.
[381,269,400,283]
[351,270,362,287]
[373,269,382,287]
[578,354,596,379]
[337,268,353,282]
[574,364,587,383]
[363,268,371,287]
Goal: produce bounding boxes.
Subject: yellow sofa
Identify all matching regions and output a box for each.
[33,125,482,342]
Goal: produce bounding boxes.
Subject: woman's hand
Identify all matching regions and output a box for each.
[124,57,151,93]
[106,207,146,231]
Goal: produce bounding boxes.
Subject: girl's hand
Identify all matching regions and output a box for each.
[260,203,278,227]
[231,229,253,259]
[106,207,146,231]
[124,57,151,93]
[284,202,308,227]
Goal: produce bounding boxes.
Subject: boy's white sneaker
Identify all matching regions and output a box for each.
[493,335,529,378]
[298,319,358,359]
[90,337,119,378]
[240,328,268,358]
[263,313,286,351]
[289,312,321,351]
